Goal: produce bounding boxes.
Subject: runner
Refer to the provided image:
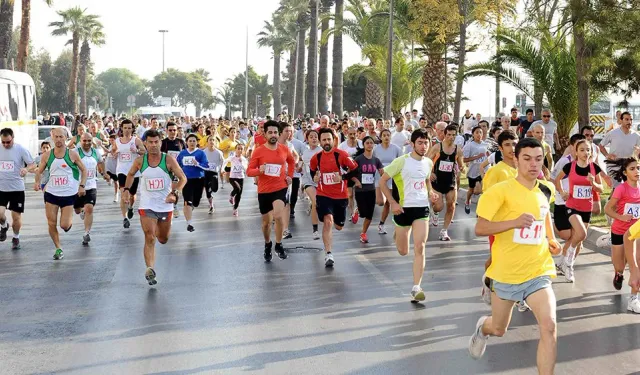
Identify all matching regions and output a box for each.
[105,135,119,202]
[462,126,487,214]
[373,129,402,235]
[278,122,300,239]
[287,124,306,219]
[177,134,209,232]
[34,141,51,191]
[349,136,384,243]
[338,127,362,224]
[122,129,187,285]
[160,121,186,217]
[468,138,561,375]
[379,128,437,301]
[34,127,88,260]
[300,129,322,240]
[310,128,358,267]
[113,119,146,229]
[0,128,36,250]
[219,127,239,186]
[74,133,106,245]
[223,143,248,216]
[203,135,224,214]
[247,120,295,261]
[428,124,465,241]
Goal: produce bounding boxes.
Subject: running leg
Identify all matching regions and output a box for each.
[261,212,273,243]
[233,179,243,209]
[141,216,158,268]
[45,203,61,249]
[289,177,300,216]
[10,210,21,237]
[411,219,429,287]
[59,206,74,232]
[273,200,286,243]
[83,203,94,234]
[322,213,334,253]
[444,189,457,229]
[525,287,558,375]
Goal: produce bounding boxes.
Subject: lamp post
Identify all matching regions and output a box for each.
[384,0,394,120]
[158,30,169,72]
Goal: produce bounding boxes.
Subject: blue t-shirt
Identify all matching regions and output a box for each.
[177,149,208,179]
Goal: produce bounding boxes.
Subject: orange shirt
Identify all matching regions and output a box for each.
[247,143,295,193]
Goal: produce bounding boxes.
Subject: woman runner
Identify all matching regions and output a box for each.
[223,143,248,217]
[349,136,384,243]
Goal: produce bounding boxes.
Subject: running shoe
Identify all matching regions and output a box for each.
[233,209,239,217]
[561,262,575,283]
[468,316,489,359]
[410,287,426,302]
[283,229,292,239]
[290,212,295,219]
[82,233,91,245]
[324,253,335,267]
[209,204,215,214]
[127,207,134,219]
[275,243,288,260]
[11,237,20,250]
[378,224,387,235]
[79,210,85,220]
[359,232,369,243]
[0,223,7,242]
[187,224,195,232]
[628,296,640,313]
[173,207,180,218]
[351,209,359,224]
[53,248,64,260]
[264,242,273,262]
[481,274,492,306]
[229,195,234,206]
[145,267,157,286]
[431,210,439,226]
[113,192,119,202]
[555,263,564,275]
[123,218,130,229]
[517,300,530,312]
[613,272,624,291]
[596,234,611,248]
[312,230,320,240]
[439,229,451,241]
[465,203,471,214]
[450,219,455,223]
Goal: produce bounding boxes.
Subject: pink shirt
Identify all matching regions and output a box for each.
[612,181,640,235]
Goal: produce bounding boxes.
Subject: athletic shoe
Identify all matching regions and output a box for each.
[145,267,157,286]
[123,218,130,229]
[324,253,335,267]
[351,209,359,224]
[410,287,426,302]
[11,237,20,250]
[82,233,91,245]
[439,229,451,241]
[465,203,471,214]
[229,195,234,206]
[107,180,112,186]
[187,224,195,232]
[628,296,640,313]
[555,263,564,275]
[275,243,287,260]
[113,193,119,202]
[517,300,530,312]
[0,224,7,242]
[596,234,611,248]
[378,224,387,235]
[481,274,492,306]
[283,229,292,239]
[290,212,295,219]
[209,204,215,214]
[360,233,369,243]
[561,262,575,283]
[233,209,239,217]
[312,230,320,240]
[468,316,489,359]
[431,210,439,226]
[174,208,180,218]
[264,242,273,262]
[79,210,85,220]
[53,248,64,260]
[127,207,134,219]
[613,272,624,291]
[220,183,224,190]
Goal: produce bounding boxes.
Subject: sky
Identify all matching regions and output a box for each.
[17,0,519,119]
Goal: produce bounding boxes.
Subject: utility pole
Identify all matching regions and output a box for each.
[384,0,394,120]
[313,0,319,116]
[244,26,249,119]
[158,30,168,72]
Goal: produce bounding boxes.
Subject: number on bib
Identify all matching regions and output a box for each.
[87,169,96,178]
[0,161,15,172]
[513,221,545,245]
[572,185,592,200]
[439,161,454,172]
[322,172,341,185]
[264,164,282,177]
[624,203,640,219]
[361,173,374,184]
[145,178,165,191]
[50,175,69,187]
[182,156,196,166]
[168,151,180,158]
[119,153,132,162]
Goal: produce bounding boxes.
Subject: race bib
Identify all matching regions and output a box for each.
[0,161,15,172]
[232,164,243,174]
[119,153,132,162]
[362,173,374,184]
[145,178,165,191]
[182,156,196,166]
[624,203,640,219]
[322,172,341,185]
[473,155,486,164]
[208,163,217,170]
[513,221,545,245]
[50,175,69,187]
[264,164,282,177]
[439,161,454,172]
[87,169,96,178]
[572,185,592,200]
[168,151,180,158]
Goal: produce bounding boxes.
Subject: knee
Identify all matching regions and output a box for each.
[575,228,587,242]
[74,208,82,215]
[538,316,557,338]
[414,245,425,257]
[85,206,94,215]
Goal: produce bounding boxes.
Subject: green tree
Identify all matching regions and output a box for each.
[40,49,72,113]
[0,0,14,69]
[257,13,289,117]
[229,66,272,118]
[214,82,235,119]
[96,68,146,113]
[331,0,343,116]
[279,0,309,118]
[343,63,367,113]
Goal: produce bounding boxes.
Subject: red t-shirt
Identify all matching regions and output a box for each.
[247,143,295,193]
[612,181,640,235]
[310,148,358,199]
[254,134,267,148]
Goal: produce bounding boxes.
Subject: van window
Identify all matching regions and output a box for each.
[7,84,19,121]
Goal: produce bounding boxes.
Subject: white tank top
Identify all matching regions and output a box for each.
[78,148,99,190]
[45,148,80,197]
[116,137,140,177]
[139,153,173,212]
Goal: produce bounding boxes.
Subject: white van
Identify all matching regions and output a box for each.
[136,106,174,125]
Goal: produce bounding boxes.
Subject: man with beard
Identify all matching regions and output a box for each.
[161,121,186,217]
[247,120,295,262]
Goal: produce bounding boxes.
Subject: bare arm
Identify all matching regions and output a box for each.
[475,217,517,236]
[34,150,50,190]
[166,153,187,191]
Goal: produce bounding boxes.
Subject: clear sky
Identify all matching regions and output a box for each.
[18,0,519,119]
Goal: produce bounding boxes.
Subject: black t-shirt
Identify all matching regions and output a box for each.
[353,154,384,192]
[161,138,186,153]
[520,120,534,135]
[510,118,521,128]
[562,162,602,177]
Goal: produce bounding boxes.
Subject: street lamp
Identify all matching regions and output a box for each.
[384,0,394,120]
[158,30,169,72]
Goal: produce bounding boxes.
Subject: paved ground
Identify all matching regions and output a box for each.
[1,179,639,375]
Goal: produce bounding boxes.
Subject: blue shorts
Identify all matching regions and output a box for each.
[492,276,552,302]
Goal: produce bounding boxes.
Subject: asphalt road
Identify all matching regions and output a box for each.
[1,179,639,375]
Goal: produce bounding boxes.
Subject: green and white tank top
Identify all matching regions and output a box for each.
[139,153,173,212]
[45,149,80,196]
[383,154,434,207]
[78,147,100,190]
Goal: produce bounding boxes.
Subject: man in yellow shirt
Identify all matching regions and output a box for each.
[219,127,239,187]
[468,137,561,375]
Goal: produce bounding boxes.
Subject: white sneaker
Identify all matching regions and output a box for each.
[439,229,451,241]
[481,274,491,306]
[79,210,85,220]
[324,253,335,267]
[596,234,611,248]
[378,224,387,235]
[628,296,640,313]
[517,300,530,312]
[312,230,320,240]
[411,287,425,302]
[468,316,489,359]
[174,208,180,218]
[431,211,439,226]
[561,262,575,283]
[113,193,119,203]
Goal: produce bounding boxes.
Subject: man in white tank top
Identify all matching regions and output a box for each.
[122,129,186,285]
[74,133,106,246]
[35,127,88,260]
[113,119,146,229]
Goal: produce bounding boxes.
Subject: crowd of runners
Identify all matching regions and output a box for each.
[1,107,640,374]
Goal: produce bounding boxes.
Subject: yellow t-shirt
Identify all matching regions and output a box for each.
[196,133,208,149]
[629,220,640,240]
[477,178,556,284]
[483,161,517,191]
[219,138,238,167]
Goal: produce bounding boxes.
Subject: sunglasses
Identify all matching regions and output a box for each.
[542,115,551,118]
[584,134,594,138]
[1,141,11,145]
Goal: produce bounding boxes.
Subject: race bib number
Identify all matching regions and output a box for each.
[232,164,243,174]
[208,163,217,170]
[322,172,341,185]
[264,164,282,177]
[145,178,165,191]
[513,221,545,245]
[50,175,69,187]
[624,203,640,219]
[473,155,486,164]
[168,151,180,158]
[361,173,374,184]
[87,169,96,178]
[119,153,132,162]
[439,161,454,172]
[0,161,15,172]
[182,156,196,166]
[572,185,592,200]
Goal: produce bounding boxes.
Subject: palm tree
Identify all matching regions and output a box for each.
[17,0,53,72]
[78,18,104,114]
[305,0,318,115]
[214,82,234,119]
[279,0,309,118]
[257,14,289,118]
[317,0,333,114]
[330,0,343,116]
[0,0,13,69]
[50,7,98,113]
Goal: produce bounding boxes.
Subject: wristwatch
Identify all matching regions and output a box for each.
[79,184,85,188]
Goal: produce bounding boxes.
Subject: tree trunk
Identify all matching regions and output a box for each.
[317,0,330,115]
[288,47,297,117]
[533,81,543,119]
[17,0,29,72]
[79,40,90,115]
[422,49,447,125]
[295,23,306,117]
[572,0,590,130]
[453,0,467,124]
[305,0,317,115]
[331,0,344,117]
[364,77,383,118]
[68,33,80,113]
[0,0,13,69]
[273,47,281,117]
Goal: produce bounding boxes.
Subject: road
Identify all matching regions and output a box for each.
[1,179,639,375]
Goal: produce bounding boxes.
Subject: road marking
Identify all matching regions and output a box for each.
[354,254,397,288]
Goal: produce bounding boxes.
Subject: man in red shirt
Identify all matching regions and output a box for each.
[247,120,295,261]
[310,128,358,267]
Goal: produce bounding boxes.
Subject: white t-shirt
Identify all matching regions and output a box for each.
[338,140,362,157]
[462,116,477,134]
[390,129,410,151]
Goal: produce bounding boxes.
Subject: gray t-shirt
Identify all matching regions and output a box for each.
[0,143,33,191]
[532,119,557,153]
[600,128,640,159]
[353,154,384,192]
[290,138,306,178]
[203,148,224,172]
[373,143,402,167]
[462,140,488,179]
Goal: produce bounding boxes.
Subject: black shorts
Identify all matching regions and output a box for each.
[355,190,376,220]
[183,178,205,207]
[44,192,77,208]
[347,179,355,188]
[0,190,25,213]
[468,176,482,189]
[611,232,624,246]
[393,206,430,227]
[433,182,455,195]
[553,204,571,231]
[257,188,288,215]
[107,172,118,182]
[224,166,231,173]
[118,174,140,195]
[566,207,591,224]
[73,189,97,208]
[316,195,348,227]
